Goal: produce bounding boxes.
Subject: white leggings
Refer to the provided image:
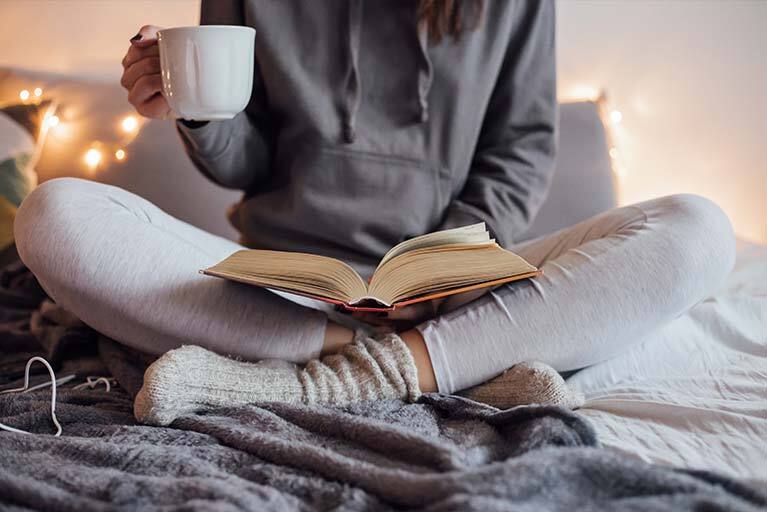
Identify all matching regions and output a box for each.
[15,178,735,393]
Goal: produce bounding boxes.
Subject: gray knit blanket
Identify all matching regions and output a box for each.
[0,261,765,511]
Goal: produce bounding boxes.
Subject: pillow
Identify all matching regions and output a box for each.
[516,99,618,242]
[0,100,53,251]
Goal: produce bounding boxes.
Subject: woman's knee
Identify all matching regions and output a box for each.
[649,193,735,293]
[14,177,97,274]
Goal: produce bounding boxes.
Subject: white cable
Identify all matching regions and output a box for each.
[72,376,114,392]
[0,357,63,437]
[0,374,76,395]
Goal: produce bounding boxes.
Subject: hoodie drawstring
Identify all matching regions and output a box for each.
[341,1,434,144]
[343,0,362,144]
[415,21,433,124]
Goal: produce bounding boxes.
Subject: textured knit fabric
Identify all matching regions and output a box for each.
[134,331,422,426]
[15,179,735,397]
[460,361,585,410]
[177,0,557,276]
[134,333,581,425]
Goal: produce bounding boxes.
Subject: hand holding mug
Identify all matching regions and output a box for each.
[121,25,170,119]
[121,24,256,121]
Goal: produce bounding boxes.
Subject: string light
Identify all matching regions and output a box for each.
[601,100,628,180]
[84,148,103,170]
[121,115,139,133]
[25,79,627,178]
[24,80,632,185]
[18,84,146,168]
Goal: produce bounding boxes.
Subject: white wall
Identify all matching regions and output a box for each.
[0,0,198,79]
[557,1,767,244]
[1,0,765,242]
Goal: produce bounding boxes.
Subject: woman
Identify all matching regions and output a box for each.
[14,0,734,425]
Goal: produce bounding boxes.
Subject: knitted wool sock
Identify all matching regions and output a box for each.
[458,361,584,410]
[134,330,421,426]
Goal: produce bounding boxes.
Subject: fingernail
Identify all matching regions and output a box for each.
[130,33,142,42]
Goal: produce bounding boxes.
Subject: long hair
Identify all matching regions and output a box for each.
[417,0,485,44]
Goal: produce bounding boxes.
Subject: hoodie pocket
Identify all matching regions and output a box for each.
[262,144,448,258]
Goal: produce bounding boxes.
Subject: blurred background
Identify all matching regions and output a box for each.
[0,0,765,243]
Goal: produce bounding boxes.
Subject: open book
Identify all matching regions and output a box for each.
[202,223,540,311]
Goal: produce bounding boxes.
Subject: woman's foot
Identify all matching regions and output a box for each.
[134,330,422,425]
[458,362,584,410]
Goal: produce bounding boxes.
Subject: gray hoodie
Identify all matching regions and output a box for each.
[178,0,557,277]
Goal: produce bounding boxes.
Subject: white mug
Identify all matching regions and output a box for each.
[157,26,256,121]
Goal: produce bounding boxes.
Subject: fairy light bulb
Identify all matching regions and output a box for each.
[115,149,126,161]
[46,115,60,128]
[19,90,30,101]
[84,148,103,170]
[121,115,139,133]
[33,87,43,97]
[610,110,623,124]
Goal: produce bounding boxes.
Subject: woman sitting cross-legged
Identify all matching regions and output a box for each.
[13,1,734,425]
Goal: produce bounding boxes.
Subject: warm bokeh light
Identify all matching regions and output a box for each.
[19,89,30,101]
[609,147,620,159]
[115,149,126,161]
[564,84,600,102]
[47,120,73,141]
[609,110,623,124]
[84,148,103,170]
[33,87,43,97]
[121,115,139,133]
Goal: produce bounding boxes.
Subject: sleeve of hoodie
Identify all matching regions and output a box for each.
[175,0,272,191]
[437,1,557,247]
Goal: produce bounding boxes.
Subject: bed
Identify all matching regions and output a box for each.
[573,240,767,486]
[0,67,765,508]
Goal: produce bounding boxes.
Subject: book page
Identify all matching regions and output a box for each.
[367,243,537,306]
[377,223,491,268]
[202,250,368,303]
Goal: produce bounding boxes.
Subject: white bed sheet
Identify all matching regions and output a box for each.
[569,241,767,486]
